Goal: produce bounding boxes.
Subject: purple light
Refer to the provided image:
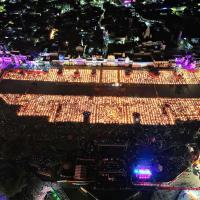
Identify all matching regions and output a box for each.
[134,166,152,180]
[72,58,85,65]
[0,194,8,200]
[123,0,136,5]
[124,0,135,2]
[0,54,28,70]
[175,55,196,70]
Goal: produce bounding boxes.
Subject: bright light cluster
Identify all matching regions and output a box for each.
[134,167,152,180]
[3,69,100,83]
[101,70,119,83]
[3,68,200,85]
[120,69,200,85]
[1,94,200,125]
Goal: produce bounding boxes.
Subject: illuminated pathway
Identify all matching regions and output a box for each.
[1,79,200,98]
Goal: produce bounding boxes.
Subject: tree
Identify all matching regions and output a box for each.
[0,162,29,198]
[1,137,31,161]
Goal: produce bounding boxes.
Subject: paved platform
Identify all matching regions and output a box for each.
[0,79,200,98]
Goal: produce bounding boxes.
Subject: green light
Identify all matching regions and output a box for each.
[51,189,61,200]
[171,6,186,12]
[0,5,6,13]
[171,6,186,16]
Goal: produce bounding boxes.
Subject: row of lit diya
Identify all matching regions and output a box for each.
[3,67,200,84]
[1,94,200,125]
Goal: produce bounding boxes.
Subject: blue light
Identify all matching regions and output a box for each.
[134,168,152,175]
[133,166,152,180]
[0,194,8,200]
[139,169,152,175]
